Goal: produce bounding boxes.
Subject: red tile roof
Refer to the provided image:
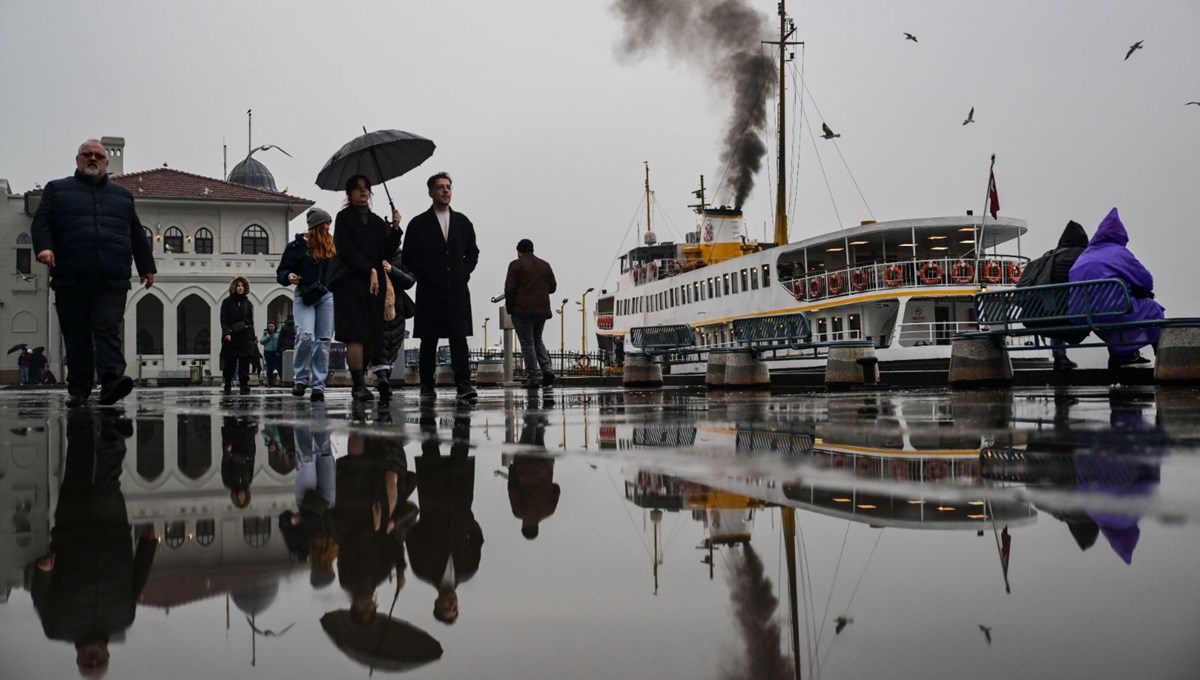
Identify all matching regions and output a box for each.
[111,168,314,206]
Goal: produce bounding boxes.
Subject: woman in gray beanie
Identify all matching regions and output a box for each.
[276,207,337,401]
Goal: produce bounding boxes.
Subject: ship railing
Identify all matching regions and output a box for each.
[778,255,1029,302]
[896,321,979,347]
[625,258,706,286]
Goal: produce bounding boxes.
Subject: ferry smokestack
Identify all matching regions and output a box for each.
[612,0,775,210]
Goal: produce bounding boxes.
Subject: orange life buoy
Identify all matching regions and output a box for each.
[649,262,658,279]
[883,265,904,288]
[924,459,950,481]
[856,456,876,476]
[950,261,975,284]
[851,268,870,291]
[919,261,944,285]
[1007,262,1022,284]
[808,277,825,299]
[827,272,844,296]
[791,280,805,300]
[890,460,911,480]
[981,261,1003,284]
[576,356,591,369]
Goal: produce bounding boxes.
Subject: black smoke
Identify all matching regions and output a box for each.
[613,0,776,209]
[723,544,794,680]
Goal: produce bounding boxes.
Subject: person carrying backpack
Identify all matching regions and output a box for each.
[1017,220,1089,370]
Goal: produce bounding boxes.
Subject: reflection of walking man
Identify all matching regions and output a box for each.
[402,173,480,403]
[504,239,557,389]
[31,139,156,407]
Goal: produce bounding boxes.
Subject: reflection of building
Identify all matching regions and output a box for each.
[0,407,59,603]
[0,136,313,382]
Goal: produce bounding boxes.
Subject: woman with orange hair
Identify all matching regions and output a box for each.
[278,207,337,401]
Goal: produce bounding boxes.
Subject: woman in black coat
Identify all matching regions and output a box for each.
[220,276,256,394]
[326,175,403,402]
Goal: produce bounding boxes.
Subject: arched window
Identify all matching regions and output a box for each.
[143,226,153,244]
[163,226,184,253]
[176,295,210,355]
[195,519,216,547]
[164,521,187,549]
[241,225,268,255]
[178,414,212,479]
[243,517,272,548]
[136,297,164,354]
[194,227,214,255]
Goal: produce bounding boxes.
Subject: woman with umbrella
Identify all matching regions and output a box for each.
[326,176,403,402]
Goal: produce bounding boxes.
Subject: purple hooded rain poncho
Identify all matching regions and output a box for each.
[1068,208,1165,355]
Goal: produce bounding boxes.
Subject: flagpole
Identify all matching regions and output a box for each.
[976,154,997,278]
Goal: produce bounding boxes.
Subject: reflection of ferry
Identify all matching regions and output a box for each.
[594,2,1034,372]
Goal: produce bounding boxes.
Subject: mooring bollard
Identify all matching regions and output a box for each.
[1154,326,1200,385]
[705,350,729,389]
[476,359,504,387]
[722,349,770,389]
[435,365,456,386]
[622,353,663,388]
[403,366,420,386]
[824,341,877,389]
[948,336,1013,388]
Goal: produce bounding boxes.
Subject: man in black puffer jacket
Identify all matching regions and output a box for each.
[30,139,156,407]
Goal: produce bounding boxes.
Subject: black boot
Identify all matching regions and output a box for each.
[351,370,373,402]
[375,370,393,403]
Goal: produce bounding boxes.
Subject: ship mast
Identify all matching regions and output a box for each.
[767,1,800,246]
[644,161,652,237]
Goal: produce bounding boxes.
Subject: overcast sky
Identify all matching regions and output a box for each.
[2,0,1198,349]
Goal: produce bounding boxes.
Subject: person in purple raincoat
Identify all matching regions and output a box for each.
[1068,208,1165,368]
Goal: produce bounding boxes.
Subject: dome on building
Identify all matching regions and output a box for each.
[227,155,278,192]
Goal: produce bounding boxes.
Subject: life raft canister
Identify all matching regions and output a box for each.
[982,261,1003,284]
[919,261,944,285]
[883,265,904,288]
[950,261,974,284]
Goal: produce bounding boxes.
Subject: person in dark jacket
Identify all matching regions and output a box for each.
[221,415,259,508]
[374,246,416,403]
[220,276,256,395]
[402,172,480,403]
[29,410,158,675]
[504,239,558,389]
[279,315,297,352]
[508,408,560,539]
[30,139,156,407]
[277,208,337,401]
[327,176,404,403]
[1017,220,1090,370]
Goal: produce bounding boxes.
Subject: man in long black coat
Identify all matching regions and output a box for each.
[401,172,480,402]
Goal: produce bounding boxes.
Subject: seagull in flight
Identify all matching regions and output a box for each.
[1187,102,1200,106]
[821,122,841,139]
[835,616,854,634]
[962,107,976,126]
[979,624,993,645]
[903,32,918,42]
[1124,40,1143,61]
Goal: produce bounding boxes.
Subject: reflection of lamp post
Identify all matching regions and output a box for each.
[557,298,568,374]
[482,317,490,358]
[579,287,594,366]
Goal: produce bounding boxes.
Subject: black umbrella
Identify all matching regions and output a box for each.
[7,344,27,355]
[316,128,436,216]
[320,610,442,672]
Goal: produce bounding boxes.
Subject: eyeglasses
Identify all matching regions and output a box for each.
[79,152,108,161]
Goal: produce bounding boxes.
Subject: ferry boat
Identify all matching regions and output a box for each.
[594,2,1036,372]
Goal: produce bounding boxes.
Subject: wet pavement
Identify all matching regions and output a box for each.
[2,384,1199,679]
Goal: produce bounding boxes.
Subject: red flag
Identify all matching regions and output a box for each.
[987,169,1000,219]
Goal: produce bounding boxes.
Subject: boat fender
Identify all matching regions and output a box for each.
[924,459,950,481]
[1007,261,1022,284]
[851,268,870,291]
[883,265,904,288]
[950,261,975,284]
[919,262,944,285]
[808,276,825,299]
[982,261,1003,284]
[827,272,845,296]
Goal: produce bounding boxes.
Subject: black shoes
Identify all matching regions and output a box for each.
[239,384,252,395]
[223,383,232,395]
[1108,352,1152,371]
[542,372,555,388]
[420,384,436,401]
[456,381,478,402]
[351,370,373,402]
[376,373,393,403]
[292,382,307,397]
[98,376,134,406]
[310,389,324,402]
[1052,358,1078,371]
[65,393,89,408]
[522,376,540,390]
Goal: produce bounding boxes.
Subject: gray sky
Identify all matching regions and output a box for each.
[2,0,1198,349]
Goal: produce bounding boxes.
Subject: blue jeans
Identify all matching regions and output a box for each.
[293,424,335,507]
[512,315,553,378]
[293,291,333,391]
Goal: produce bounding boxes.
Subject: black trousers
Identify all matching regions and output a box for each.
[223,355,250,388]
[419,336,469,386]
[55,286,127,397]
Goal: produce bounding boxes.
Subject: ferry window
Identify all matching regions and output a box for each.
[848,314,861,340]
[750,267,759,290]
[707,278,714,298]
[713,278,721,298]
[724,273,731,295]
[732,274,739,294]
[832,315,844,340]
[740,269,749,291]
[693,281,700,302]
[762,264,771,287]
[817,318,828,342]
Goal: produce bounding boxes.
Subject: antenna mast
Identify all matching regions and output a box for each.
[764,1,801,246]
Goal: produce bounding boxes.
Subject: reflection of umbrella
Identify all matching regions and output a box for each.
[7,344,27,355]
[315,128,436,214]
[321,610,442,672]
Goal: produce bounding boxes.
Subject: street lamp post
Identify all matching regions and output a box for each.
[482,317,490,358]
[557,298,568,375]
[579,287,594,369]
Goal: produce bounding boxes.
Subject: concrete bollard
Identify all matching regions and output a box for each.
[722,349,770,389]
[403,366,420,386]
[824,341,878,389]
[476,360,504,387]
[622,354,663,388]
[434,365,456,386]
[1154,326,1200,385]
[948,336,1013,388]
[705,350,729,389]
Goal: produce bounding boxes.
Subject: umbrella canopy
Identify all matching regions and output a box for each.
[320,610,442,672]
[7,344,27,355]
[315,130,436,191]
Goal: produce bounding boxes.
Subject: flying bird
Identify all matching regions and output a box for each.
[962,107,976,126]
[821,122,841,139]
[1124,40,1143,60]
[835,616,854,634]
[255,144,293,158]
[979,624,992,645]
[1187,102,1200,106]
[903,32,918,42]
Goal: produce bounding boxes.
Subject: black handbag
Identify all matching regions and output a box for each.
[298,280,328,306]
[398,291,416,320]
